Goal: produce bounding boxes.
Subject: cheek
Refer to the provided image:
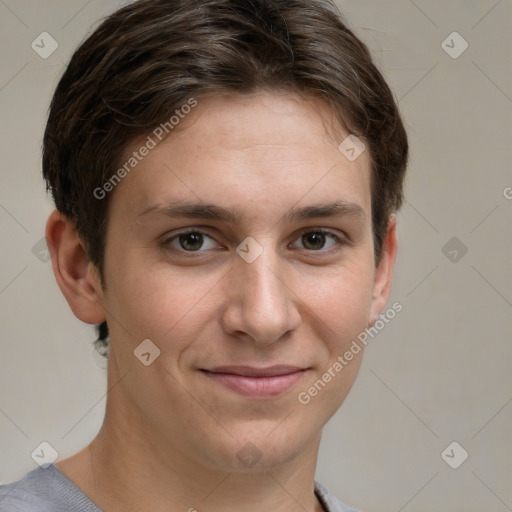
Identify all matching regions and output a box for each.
[296,270,372,415]
[302,263,375,343]
[106,257,219,352]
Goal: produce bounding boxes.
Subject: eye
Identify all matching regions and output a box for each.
[163,230,220,252]
[291,229,343,251]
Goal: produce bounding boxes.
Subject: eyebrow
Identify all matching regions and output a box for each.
[136,199,365,224]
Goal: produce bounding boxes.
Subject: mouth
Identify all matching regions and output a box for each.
[200,365,309,398]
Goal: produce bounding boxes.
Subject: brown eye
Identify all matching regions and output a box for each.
[292,230,341,251]
[164,230,219,252]
[302,232,327,250]
[178,232,204,251]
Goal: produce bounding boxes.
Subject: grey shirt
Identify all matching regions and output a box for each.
[0,464,360,512]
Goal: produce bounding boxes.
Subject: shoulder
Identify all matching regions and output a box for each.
[0,467,56,512]
[314,480,363,512]
[0,464,100,512]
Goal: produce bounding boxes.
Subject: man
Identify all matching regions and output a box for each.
[0,0,407,510]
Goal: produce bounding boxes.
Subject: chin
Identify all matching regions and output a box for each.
[195,420,317,473]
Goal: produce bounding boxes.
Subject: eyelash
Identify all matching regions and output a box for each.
[161,227,347,256]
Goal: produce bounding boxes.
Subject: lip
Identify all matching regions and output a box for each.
[201,365,308,398]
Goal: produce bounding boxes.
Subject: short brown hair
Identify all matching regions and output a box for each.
[42,0,408,354]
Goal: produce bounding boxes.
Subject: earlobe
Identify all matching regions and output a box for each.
[45,210,106,325]
[369,215,398,326]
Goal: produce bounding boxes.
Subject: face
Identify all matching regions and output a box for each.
[95,91,394,471]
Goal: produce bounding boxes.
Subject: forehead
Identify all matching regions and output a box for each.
[111,91,372,221]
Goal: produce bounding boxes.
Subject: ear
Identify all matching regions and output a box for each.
[45,210,106,324]
[369,214,398,326]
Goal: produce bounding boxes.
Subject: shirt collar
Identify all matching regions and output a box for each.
[314,480,360,512]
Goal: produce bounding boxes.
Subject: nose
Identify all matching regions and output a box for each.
[220,244,301,346]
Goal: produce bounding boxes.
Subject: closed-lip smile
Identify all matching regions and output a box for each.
[200,365,309,398]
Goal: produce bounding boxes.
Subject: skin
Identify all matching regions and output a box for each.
[46,90,397,512]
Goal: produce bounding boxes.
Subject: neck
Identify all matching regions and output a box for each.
[56,364,326,512]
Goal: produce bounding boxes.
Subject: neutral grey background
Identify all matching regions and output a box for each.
[1,1,511,511]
